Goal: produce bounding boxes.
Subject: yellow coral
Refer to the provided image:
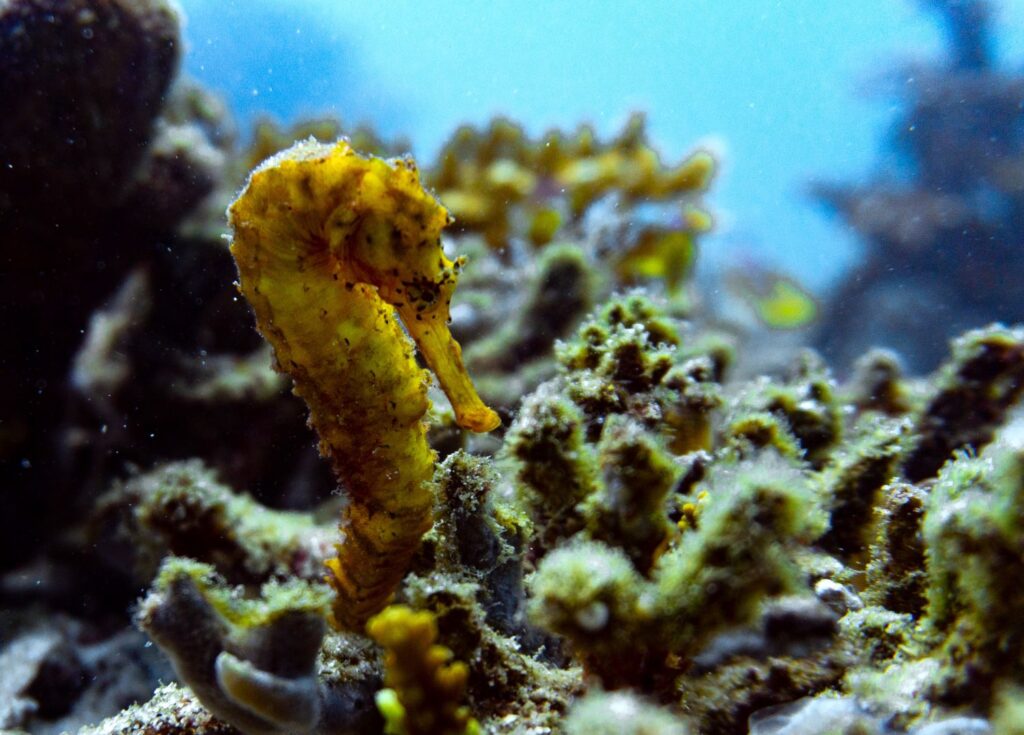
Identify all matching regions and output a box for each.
[427,114,715,260]
[367,605,479,735]
[228,139,498,629]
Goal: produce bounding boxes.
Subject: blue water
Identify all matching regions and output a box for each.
[176,0,1024,291]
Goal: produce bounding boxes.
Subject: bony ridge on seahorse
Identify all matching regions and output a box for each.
[228,138,499,629]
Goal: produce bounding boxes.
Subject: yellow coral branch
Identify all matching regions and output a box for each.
[367,605,478,735]
[228,139,498,628]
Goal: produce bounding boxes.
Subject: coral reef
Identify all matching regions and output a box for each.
[436,117,718,415]
[812,0,1024,372]
[4,1,1024,733]
[565,690,688,735]
[426,114,714,262]
[136,557,380,735]
[0,0,181,226]
[0,0,290,583]
[91,460,335,585]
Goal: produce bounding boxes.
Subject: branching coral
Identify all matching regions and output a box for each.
[366,605,478,735]
[113,277,1024,735]
[812,0,1024,372]
[901,325,1024,482]
[426,115,714,292]
[228,140,499,628]
[918,433,1024,706]
[11,11,1024,726]
[91,460,333,585]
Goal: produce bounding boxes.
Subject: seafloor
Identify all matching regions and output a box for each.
[2,1,1024,734]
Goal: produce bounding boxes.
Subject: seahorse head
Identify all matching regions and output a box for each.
[315,142,499,433]
[328,152,457,316]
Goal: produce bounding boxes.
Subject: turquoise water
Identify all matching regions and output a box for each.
[176,0,1024,291]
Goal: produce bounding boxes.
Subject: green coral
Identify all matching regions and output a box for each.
[93,460,331,584]
[120,285,1024,735]
[838,606,915,665]
[723,351,842,469]
[816,414,909,560]
[842,348,912,417]
[466,243,596,382]
[660,356,722,454]
[527,448,827,691]
[993,687,1024,735]
[919,435,1024,705]
[582,415,679,573]
[864,481,929,615]
[505,384,598,550]
[527,541,645,679]
[720,408,803,460]
[902,324,1024,481]
[652,452,827,653]
[48,94,1024,735]
[556,291,679,394]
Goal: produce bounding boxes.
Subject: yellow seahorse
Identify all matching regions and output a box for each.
[228,139,499,629]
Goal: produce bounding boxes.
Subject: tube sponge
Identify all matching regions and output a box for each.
[135,557,374,735]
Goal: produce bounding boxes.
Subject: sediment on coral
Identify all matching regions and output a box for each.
[91,460,334,585]
[21,217,1024,735]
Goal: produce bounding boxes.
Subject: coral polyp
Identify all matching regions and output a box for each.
[228,139,499,628]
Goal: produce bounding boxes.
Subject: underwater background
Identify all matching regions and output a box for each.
[3,1,1024,734]
[176,0,1024,290]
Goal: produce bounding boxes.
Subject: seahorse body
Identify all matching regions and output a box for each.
[228,139,499,628]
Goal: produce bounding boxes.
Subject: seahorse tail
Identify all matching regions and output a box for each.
[326,491,433,629]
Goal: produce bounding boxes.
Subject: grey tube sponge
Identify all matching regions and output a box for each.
[136,557,379,735]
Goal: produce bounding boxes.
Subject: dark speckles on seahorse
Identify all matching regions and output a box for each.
[228,139,498,629]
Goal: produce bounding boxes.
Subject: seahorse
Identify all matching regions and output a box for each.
[228,139,500,629]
